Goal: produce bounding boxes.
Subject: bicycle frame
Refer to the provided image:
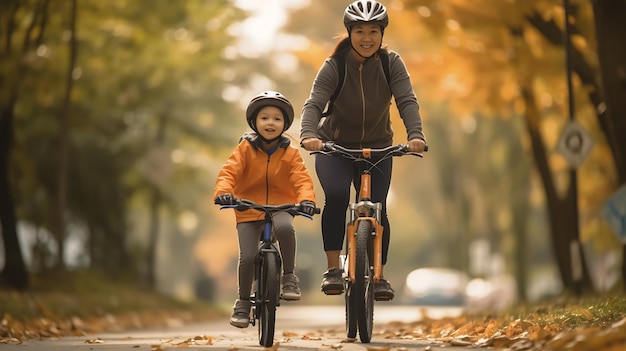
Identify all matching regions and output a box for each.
[346,173,384,284]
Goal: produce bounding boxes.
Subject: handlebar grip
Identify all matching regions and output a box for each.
[314,207,321,214]
[424,145,429,152]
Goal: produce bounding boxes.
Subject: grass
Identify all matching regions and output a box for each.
[0,270,226,341]
[504,292,626,328]
[388,290,626,350]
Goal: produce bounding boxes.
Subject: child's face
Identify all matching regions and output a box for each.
[255,106,285,141]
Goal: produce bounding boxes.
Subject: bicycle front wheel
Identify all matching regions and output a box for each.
[258,250,280,347]
[345,274,357,339]
[355,220,374,343]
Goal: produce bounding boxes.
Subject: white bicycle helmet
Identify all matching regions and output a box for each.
[343,0,389,31]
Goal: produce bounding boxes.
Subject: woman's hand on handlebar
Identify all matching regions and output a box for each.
[408,138,427,153]
[301,137,323,151]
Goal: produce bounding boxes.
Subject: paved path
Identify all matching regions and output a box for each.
[4,305,468,350]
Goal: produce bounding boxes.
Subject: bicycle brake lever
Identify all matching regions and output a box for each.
[233,199,249,212]
[322,141,336,152]
[389,144,408,156]
[232,205,245,211]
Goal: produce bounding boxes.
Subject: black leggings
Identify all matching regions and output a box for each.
[315,153,393,264]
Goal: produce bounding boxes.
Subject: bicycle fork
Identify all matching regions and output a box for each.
[346,172,384,284]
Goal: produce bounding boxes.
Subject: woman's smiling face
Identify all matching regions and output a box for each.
[349,23,382,59]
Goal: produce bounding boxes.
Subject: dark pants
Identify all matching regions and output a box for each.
[315,153,393,264]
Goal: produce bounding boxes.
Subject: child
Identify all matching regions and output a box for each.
[213,91,317,328]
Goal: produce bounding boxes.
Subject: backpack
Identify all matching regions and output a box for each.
[321,49,391,117]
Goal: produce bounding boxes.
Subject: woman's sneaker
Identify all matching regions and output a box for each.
[229,299,251,328]
[321,268,344,295]
[374,278,395,301]
[281,273,302,301]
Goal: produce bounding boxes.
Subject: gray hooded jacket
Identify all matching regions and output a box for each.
[300,49,425,148]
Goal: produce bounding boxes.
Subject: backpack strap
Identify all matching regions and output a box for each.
[321,49,390,118]
[321,55,346,117]
[378,49,391,87]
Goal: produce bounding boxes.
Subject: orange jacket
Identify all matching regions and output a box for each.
[213,134,316,223]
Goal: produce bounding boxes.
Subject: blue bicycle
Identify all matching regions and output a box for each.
[217,198,319,347]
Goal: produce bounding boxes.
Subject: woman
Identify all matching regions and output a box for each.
[300,0,426,301]
[215,91,317,328]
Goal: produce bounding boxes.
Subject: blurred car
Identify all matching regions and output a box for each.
[464,274,518,311]
[402,267,469,306]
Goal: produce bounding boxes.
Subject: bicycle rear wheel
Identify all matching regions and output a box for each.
[258,250,280,347]
[355,220,374,343]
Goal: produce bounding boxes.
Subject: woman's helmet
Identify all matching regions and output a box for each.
[245,91,295,133]
[343,0,389,31]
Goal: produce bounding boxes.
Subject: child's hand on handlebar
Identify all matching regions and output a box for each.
[215,193,236,205]
[299,200,317,215]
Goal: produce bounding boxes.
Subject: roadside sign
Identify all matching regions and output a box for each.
[556,120,594,169]
[602,186,626,243]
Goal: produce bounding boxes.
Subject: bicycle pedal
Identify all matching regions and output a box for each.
[322,289,344,295]
[374,296,393,301]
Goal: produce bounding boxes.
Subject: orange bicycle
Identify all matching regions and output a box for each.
[313,141,425,343]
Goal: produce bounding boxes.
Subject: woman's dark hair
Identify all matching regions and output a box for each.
[330,36,351,58]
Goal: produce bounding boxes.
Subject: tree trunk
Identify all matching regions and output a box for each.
[146,190,161,287]
[0,104,29,290]
[516,14,601,293]
[591,0,626,186]
[53,0,78,270]
[511,138,531,301]
[530,2,626,288]
[0,0,43,290]
[521,86,594,292]
[591,0,626,288]
[146,106,169,287]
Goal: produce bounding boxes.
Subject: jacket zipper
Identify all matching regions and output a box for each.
[265,153,270,204]
[359,63,366,146]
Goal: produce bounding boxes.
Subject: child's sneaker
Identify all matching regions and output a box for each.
[229,299,251,328]
[281,273,301,301]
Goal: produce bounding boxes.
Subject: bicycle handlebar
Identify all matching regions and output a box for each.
[314,141,427,158]
[215,198,320,219]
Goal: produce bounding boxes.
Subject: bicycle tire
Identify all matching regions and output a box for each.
[258,250,280,347]
[355,220,374,343]
[345,263,357,339]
